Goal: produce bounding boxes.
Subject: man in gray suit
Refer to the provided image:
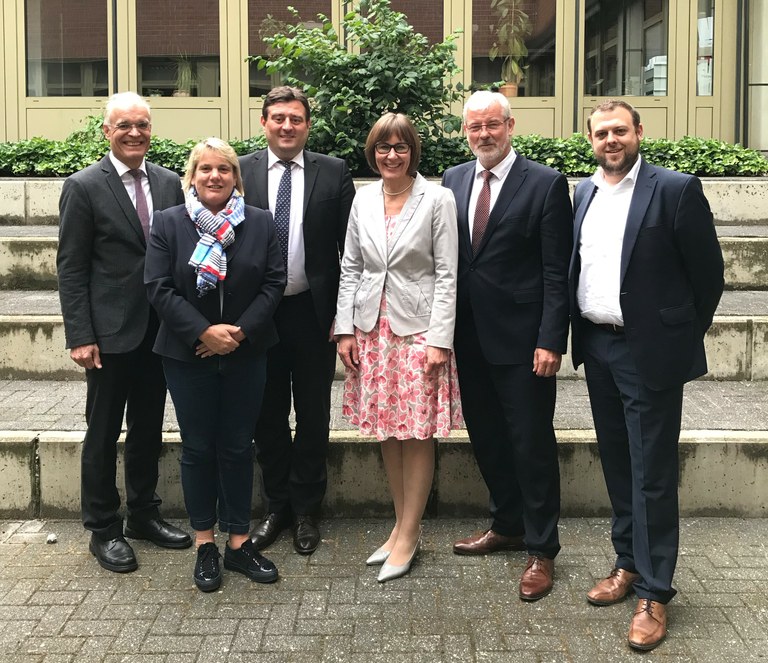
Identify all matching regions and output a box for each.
[57,92,190,573]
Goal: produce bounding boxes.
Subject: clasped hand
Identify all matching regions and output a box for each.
[196,324,244,358]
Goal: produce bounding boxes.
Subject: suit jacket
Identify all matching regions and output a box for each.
[569,159,725,390]
[238,148,355,333]
[57,155,184,353]
[144,204,286,362]
[335,174,459,348]
[442,153,573,364]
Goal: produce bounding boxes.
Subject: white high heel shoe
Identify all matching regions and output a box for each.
[377,539,420,582]
[365,546,391,566]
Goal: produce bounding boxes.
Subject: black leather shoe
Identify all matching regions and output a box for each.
[224,538,278,583]
[293,515,320,555]
[89,534,138,573]
[194,542,222,592]
[250,512,289,550]
[124,518,192,549]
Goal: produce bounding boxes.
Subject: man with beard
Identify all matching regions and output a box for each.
[570,100,723,650]
[442,91,572,601]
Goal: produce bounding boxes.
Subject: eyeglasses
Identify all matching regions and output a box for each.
[110,121,151,132]
[465,119,508,135]
[374,142,411,155]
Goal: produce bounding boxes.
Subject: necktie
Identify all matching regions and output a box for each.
[472,169,493,255]
[129,169,150,241]
[274,160,292,270]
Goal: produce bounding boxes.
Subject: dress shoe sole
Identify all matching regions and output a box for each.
[223,559,278,584]
[628,634,666,651]
[586,591,633,607]
[294,541,319,555]
[89,541,138,573]
[124,528,192,549]
[519,586,552,602]
[453,543,524,556]
[195,576,222,592]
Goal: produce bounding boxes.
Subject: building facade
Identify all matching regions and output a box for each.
[0,0,765,151]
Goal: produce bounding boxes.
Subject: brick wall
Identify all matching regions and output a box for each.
[28,0,107,60]
[248,1,331,55]
[136,0,219,57]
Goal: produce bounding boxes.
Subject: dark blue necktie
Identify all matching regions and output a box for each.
[274,160,292,269]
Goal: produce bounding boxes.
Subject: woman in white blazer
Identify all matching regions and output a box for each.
[335,113,462,582]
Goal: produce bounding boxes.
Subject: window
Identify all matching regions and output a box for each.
[136,0,220,98]
[25,0,108,97]
[472,0,556,97]
[696,0,714,96]
[584,0,669,97]
[247,1,330,97]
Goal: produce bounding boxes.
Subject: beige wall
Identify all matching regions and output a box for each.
[748,0,767,152]
[0,0,751,147]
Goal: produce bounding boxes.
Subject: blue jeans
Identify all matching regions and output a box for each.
[163,353,267,534]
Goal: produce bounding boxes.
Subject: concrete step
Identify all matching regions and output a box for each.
[1,226,766,289]
[1,379,766,519]
[3,177,767,225]
[0,290,766,380]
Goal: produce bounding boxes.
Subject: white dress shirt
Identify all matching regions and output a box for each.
[467,148,517,243]
[577,155,643,326]
[109,152,154,229]
[267,148,308,296]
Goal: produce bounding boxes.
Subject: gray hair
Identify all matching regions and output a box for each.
[103,92,151,126]
[462,90,512,123]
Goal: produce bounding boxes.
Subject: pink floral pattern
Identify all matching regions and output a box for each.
[342,214,463,441]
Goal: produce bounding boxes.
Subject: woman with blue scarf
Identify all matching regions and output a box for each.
[145,138,286,592]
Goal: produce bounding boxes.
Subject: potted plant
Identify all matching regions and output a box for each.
[173,54,195,97]
[488,0,532,97]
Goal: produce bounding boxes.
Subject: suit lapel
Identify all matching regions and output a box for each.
[388,177,426,256]
[621,160,657,282]
[245,151,269,209]
[302,150,319,218]
[570,180,597,279]
[102,156,146,244]
[454,163,475,258]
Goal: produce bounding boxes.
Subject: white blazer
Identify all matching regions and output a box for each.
[335,173,458,348]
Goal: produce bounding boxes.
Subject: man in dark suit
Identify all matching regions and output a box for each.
[571,100,724,650]
[57,91,190,573]
[442,90,572,601]
[239,86,355,554]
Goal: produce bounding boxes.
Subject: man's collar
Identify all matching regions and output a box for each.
[474,147,517,179]
[267,147,305,169]
[109,151,147,176]
[592,154,642,189]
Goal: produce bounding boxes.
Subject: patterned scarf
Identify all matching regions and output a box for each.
[186,186,245,297]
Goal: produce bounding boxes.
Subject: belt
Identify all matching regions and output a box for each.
[586,319,624,334]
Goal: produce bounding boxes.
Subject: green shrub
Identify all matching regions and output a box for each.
[251,0,466,176]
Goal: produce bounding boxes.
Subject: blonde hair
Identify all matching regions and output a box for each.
[182,138,244,195]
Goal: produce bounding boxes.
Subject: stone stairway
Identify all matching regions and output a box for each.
[0,177,766,519]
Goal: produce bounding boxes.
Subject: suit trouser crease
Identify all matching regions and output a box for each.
[455,325,561,558]
[582,325,682,603]
[81,330,165,539]
[164,354,267,535]
[254,292,335,516]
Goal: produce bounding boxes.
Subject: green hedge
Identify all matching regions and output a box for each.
[0,115,765,178]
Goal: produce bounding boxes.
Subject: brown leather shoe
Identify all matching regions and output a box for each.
[519,555,554,601]
[628,599,667,651]
[586,567,641,606]
[453,529,525,555]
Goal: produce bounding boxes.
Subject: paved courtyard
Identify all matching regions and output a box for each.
[1,517,766,662]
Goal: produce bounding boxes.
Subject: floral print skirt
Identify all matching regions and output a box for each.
[341,313,464,442]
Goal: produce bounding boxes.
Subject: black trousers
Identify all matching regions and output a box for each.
[454,320,561,559]
[581,322,683,604]
[81,326,166,540]
[254,291,336,517]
